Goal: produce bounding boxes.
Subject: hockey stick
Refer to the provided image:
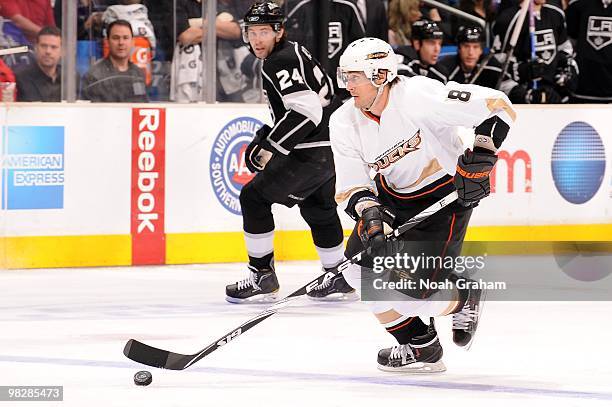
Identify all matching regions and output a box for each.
[124,190,459,370]
[528,0,539,91]
[469,52,496,85]
[0,46,29,56]
[495,0,530,89]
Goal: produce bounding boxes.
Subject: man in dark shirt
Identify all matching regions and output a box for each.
[82,19,148,102]
[396,19,449,83]
[15,26,61,102]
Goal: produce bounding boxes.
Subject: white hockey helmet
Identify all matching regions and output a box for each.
[337,37,398,88]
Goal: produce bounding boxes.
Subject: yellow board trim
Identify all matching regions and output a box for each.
[0,235,131,269]
[1,224,611,269]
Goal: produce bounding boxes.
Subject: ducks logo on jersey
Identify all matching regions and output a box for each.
[368,130,421,172]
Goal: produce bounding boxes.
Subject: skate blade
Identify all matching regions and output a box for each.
[377,360,446,373]
[307,291,359,302]
[225,292,279,304]
[461,288,487,351]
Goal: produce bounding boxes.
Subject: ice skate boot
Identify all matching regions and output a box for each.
[226,266,279,304]
[377,320,446,373]
[452,277,485,349]
[306,271,358,302]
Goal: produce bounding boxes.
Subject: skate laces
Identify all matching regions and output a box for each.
[389,344,415,364]
[236,272,261,291]
[315,274,335,290]
[452,303,479,330]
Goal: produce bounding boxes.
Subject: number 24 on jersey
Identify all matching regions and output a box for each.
[276,68,305,91]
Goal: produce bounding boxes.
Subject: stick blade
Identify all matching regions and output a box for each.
[123,339,192,370]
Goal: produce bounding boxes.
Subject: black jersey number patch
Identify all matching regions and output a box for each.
[448,90,471,102]
[276,69,305,91]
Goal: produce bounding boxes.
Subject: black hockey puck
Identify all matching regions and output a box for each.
[133,370,153,386]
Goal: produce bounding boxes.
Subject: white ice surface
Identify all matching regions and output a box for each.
[1,261,611,407]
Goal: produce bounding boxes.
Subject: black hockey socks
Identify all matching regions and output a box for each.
[248,252,274,272]
[385,316,429,345]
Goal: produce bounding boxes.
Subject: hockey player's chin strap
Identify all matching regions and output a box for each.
[364,79,387,112]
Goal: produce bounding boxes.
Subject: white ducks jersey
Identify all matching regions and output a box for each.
[329,75,516,206]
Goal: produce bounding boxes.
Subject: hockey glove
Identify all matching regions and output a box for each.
[357,206,401,257]
[454,148,498,207]
[526,85,562,104]
[517,59,545,83]
[245,125,274,173]
[554,55,578,90]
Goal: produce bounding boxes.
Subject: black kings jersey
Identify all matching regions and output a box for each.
[492,3,573,83]
[566,0,612,101]
[395,45,449,84]
[285,0,365,95]
[261,40,336,156]
[439,53,518,94]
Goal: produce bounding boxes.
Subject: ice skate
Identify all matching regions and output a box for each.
[452,278,485,349]
[306,272,359,302]
[226,266,280,304]
[377,320,446,373]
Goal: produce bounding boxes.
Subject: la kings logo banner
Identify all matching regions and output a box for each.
[328,22,343,58]
[587,16,612,50]
[535,29,557,64]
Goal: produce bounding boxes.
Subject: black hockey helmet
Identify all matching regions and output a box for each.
[242,1,284,42]
[456,25,484,44]
[411,20,443,41]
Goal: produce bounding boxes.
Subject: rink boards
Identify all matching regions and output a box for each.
[1,103,611,268]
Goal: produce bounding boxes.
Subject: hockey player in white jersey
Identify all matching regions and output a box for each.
[331,37,516,372]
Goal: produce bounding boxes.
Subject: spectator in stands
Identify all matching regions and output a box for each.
[492,0,577,103]
[0,5,30,51]
[102,0,156,54]
[15,26,62,102]
[142,0,173,60]
[356,0,389,41]
[440,25,519,93]
[170,0,252,102]
[82,19,148,102]
[0,0,55,45]
[170,0,203,102]
[54,0,113,39]
[396,19,449,82]
[388,0,423,45]
[450,0,497,39]
[459,0,497,21]
[216,0,253,102]
[0,55,16,101]
[102,0,156,85]
[566,0,612,103]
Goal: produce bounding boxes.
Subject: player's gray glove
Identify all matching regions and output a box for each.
[454,148,498,207]
[245,125,273,173]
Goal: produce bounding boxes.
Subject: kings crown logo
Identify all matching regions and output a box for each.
[587,16,612,50]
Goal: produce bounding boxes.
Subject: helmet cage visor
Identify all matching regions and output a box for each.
[337,69,379,88]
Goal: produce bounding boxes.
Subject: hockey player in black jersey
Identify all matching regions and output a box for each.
[395,19,449,83]
[440,26,519,92]
[492,0,578,103]
[225,1,357,303]
[566,0,612,103]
